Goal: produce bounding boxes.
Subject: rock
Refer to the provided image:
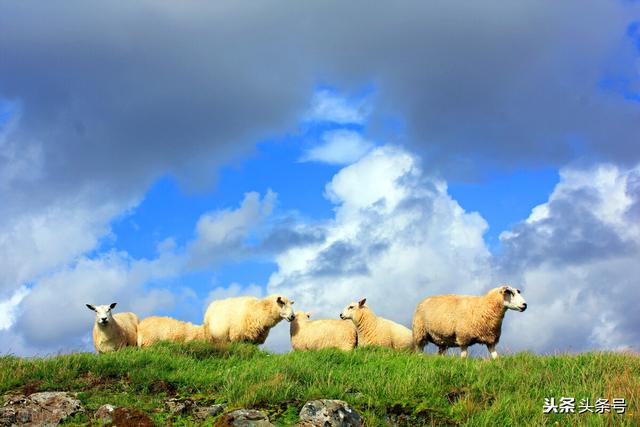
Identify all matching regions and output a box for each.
[297,399,363,427]
[164,397,225,420]
[0,392,84,427]
[165,398,195,415]
[192,404,226,420]
[214,409,274,426]
[94,404,116,424]
[109,407,154,427]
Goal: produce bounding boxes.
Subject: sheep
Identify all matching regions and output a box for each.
[203,295,295,344]
[290,311,358,351]
[86,303,139,353]
[136,316,206,347]
[412,285,527,359]
[339,299,413,350]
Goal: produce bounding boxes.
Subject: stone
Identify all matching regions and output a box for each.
[94,404,116,424]
[297,399,363,427]
[214,409,274,426]
[164,397,225,420]
[192,404,226,420]
[165,398,195,415]
[0,392,83,426]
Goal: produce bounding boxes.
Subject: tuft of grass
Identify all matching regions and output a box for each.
[1,343,638,426]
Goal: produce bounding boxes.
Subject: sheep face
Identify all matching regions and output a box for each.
[340,298,366,320]
[276,296,296,321]
[500,286,527,312]
[86,303,117,326]
[299,311,312,320]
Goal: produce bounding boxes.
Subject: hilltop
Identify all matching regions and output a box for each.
[0,343,638,426]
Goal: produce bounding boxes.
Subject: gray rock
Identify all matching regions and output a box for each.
[165,397,225,420]
[94,404,116,424]
[298,399,363,427]
[165,398,194,415]
[216,409,274,426]
[0,392,84,427]
[192,404,226,420]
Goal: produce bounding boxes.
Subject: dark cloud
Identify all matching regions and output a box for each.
[2,1,639,220]
[499,186,639,272]
[311,241,376,277]
[260,225,326,253]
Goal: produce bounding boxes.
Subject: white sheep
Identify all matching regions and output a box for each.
[86,303,139,353]
[290,311,358,351]
[203,295,295,344]
[339,299,413,350]
[412,285,527,359]
[136,316,206,347]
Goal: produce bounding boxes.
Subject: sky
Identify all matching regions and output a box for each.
[1,0,639,356]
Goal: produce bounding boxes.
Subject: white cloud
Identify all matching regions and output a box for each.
[300,130,374,165]
[304,90,370,125]
[264,145,492,352]
[187,190,277,268]
[0,286,29,331]
[12,249,184,351]
[0,189,139,296]
[2,190,278,354]
[266,151,640,355]
[498,164,640,353]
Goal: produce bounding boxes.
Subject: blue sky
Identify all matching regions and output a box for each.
[1,1,639,355]
[98,89,560,326]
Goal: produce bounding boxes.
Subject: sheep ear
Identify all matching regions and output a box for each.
[276,296,284,305]
[358,298,366,307]
[109,302,117,310]
[501,287,513,296]
[290,300,295,305]
[86,304,96,311]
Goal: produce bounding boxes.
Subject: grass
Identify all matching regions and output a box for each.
[0,342,638,426]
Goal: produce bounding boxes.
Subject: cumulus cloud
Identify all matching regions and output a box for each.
[0,193,136,295]
[262,150,640,355]
[498,164,640,352]
[1,189,283,354]
[11,248,183,351]
[187,190,276,269]
[300,129,374,165]
[263,145,493,352]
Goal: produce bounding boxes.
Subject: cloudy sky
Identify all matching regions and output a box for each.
[1,1,639,356]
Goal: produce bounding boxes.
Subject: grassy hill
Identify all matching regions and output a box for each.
[1,342,638,426]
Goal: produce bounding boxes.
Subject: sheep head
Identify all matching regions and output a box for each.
[499,286,527,312]
[86,303,117,326]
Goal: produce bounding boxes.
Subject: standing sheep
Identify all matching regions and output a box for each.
[86,303,139,353]
[290,311,358,351]
[137,316,205,347]
[412,285,527,359]
[339,299,413,350]
[203,295,295,344]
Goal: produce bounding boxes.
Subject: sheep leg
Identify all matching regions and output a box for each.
[487,344,498,360]
[437,346,448,356]
[460,346,468,359]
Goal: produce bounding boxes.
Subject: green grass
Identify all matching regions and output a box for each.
[1,342,638,426]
